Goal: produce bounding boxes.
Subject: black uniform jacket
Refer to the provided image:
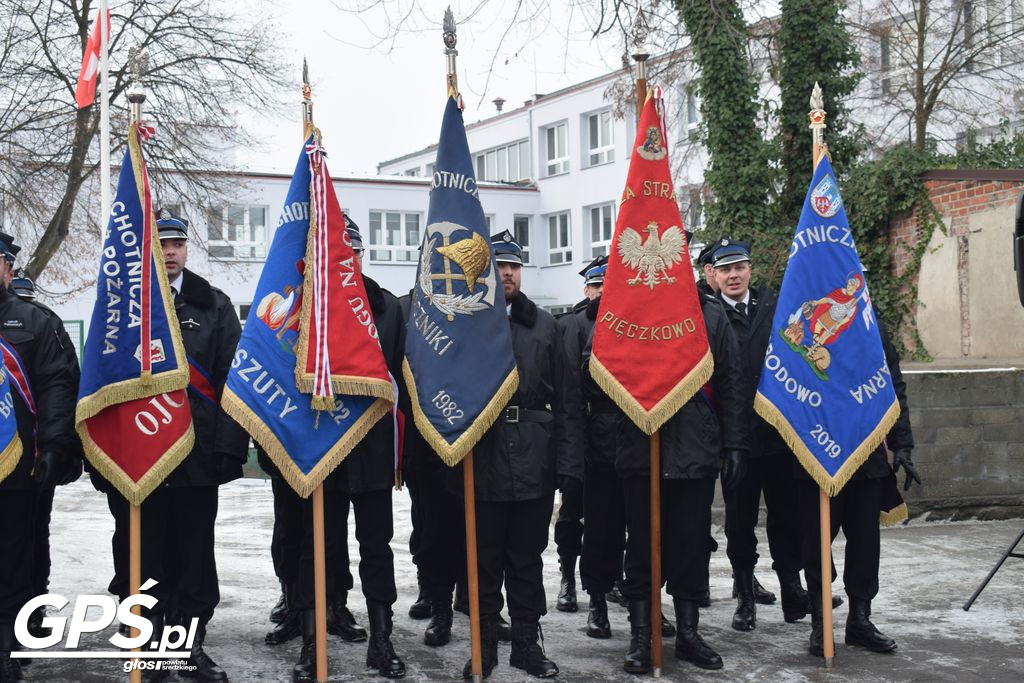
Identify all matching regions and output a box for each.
[0,290,79,491]
[397,290,445,481]
[162,268,248,487]
[587,294,749,480]
[449,291,584,502]
[718,285,791,459]
[561,297,617,473]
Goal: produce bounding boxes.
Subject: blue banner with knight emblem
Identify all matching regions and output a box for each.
[754,154,899,496]
[0,366,22,484]
[403,96,518,466]
[221,137,391,497]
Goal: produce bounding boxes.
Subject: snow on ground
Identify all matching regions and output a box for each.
[23,477,1024,681]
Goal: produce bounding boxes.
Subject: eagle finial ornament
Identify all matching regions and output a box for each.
[617,221,686,289]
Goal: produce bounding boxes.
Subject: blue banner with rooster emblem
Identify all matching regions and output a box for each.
[754,154,899,495]
[403,96,518,466]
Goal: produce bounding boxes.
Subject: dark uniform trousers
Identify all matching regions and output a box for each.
[553,485,583,560]
[580,462,625,594]
[405,468,465,600]
[295,488,396,610]
[0,490,35,622]
[723,451,803,573]
[797,475,882,601]
[271,479,353,592]
[31,487,55,598]
[622,477,715,603]
[475,493,555,620]
[108,486,220,622]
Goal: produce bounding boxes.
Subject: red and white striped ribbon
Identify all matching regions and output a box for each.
[305,139,332,404]
[136,122,156,141]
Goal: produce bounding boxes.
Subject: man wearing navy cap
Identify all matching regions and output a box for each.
[695,240,722,297]
[0,230,79,682]
[99,209,247,681]
[450,229,581,679]
[711,239,815,635]
[551,256,607,618]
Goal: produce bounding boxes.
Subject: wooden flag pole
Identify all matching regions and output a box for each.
[128,504,141,683]
[312,485,329,682]
[808,81,835,668]
[463,450,483,683]
[649,432,662,678]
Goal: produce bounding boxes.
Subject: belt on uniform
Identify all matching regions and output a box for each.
[501,405,553,424]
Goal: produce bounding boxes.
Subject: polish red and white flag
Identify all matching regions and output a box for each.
[74,8,111,109]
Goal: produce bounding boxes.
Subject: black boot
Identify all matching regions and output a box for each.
[292,610,316,683]
[777,569,809,623]
[674,598,722,670]
[623,600,651,674]
[731,573,777,605]
[606,580,625,606]
[699,586,711,608]
[141,614,169,682]
[454,580,469,616]
[586,593,611,639]
[409,574,432,620]
[845,598,897,653]
[660,611,675,638]
[424,596,453,647]
[509,619,558,678]
[365,603,405,679]
[556,556,578,612]
[265,605,302,645]
[808,588,826,657]
[462,614,499,679]
[270,581,292,624]
[179,622,228,682]
[0,624,25,683]
[26,606,49,640]
[327,592,367,642]
[731,568,756,632]
[495,614,511,643]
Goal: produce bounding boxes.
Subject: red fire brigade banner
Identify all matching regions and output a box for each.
[589,91,712,434]
[293,133,393,412]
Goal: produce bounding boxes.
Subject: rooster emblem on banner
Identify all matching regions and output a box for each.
[617,220,687,289]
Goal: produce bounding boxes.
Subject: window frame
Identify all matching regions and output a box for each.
[585,109,615,166]
[545,211,572,265]
[207,204,269,262]
[367,210,422,263]
[543,122,570,177]
[586,202,615,258]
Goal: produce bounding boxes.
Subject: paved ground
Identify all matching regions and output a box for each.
[19,477,1024,682]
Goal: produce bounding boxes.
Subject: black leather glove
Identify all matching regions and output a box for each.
[892,448,921,491]
[34,451,67,488]
[57,458,83,486]
[721,450,747,491]
[558,475,582,498]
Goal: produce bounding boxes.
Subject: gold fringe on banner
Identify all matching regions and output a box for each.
[879,502,909,527]
[0,435,23,485]
[221,387,390,498]
[588,349,713,436]
[401,358,518,468]
[754,392,900,497]
[80,423,195,506]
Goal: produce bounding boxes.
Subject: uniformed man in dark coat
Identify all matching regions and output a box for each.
[558,256,622,639]
[398,290,467,649]
[596,288,749,674]
[292,218,406,682]
[695,240,721,298]
[0,232,80,683]
[449,230,582,680]
[101,211,248,682]
[798,307,919,657]
[552,256,608,617]
[711,240,809,631]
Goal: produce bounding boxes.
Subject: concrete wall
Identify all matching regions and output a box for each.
[902,368,1024,519]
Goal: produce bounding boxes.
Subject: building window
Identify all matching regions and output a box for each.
[587,203,615,257]
[484,215,494,232]
[426,163,436,176]
[683,84,700,132]
[586,109,614,166]
[368,211,420,262]
[547,212,571,265]
[403,167,421,177]
[547,304,573,316]
[475,140,530,182]
[514,215,531,264]
[543,122,569,176]
[208,205,268,260]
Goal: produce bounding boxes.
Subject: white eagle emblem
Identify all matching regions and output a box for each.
[617,221,687,289]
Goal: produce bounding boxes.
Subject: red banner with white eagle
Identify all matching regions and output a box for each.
[589,91,712,434]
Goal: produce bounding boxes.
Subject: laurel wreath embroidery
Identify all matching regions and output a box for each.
[418,238,489,316]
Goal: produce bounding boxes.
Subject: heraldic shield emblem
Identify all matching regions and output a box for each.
[810,174,843,218]
[418,220,498,321]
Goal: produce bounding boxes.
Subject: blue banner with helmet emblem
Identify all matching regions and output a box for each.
[403,96,518,466]
[754,154,899,496]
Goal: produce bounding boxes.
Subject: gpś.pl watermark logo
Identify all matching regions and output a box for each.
[10,579,199,673]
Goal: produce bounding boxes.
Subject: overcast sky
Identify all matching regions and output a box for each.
[236,0,630,175]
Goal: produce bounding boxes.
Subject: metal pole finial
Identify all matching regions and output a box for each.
[126,48,149,121]
[443,7,459,96]
[809,82,826,167]
[302,58,313,133]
